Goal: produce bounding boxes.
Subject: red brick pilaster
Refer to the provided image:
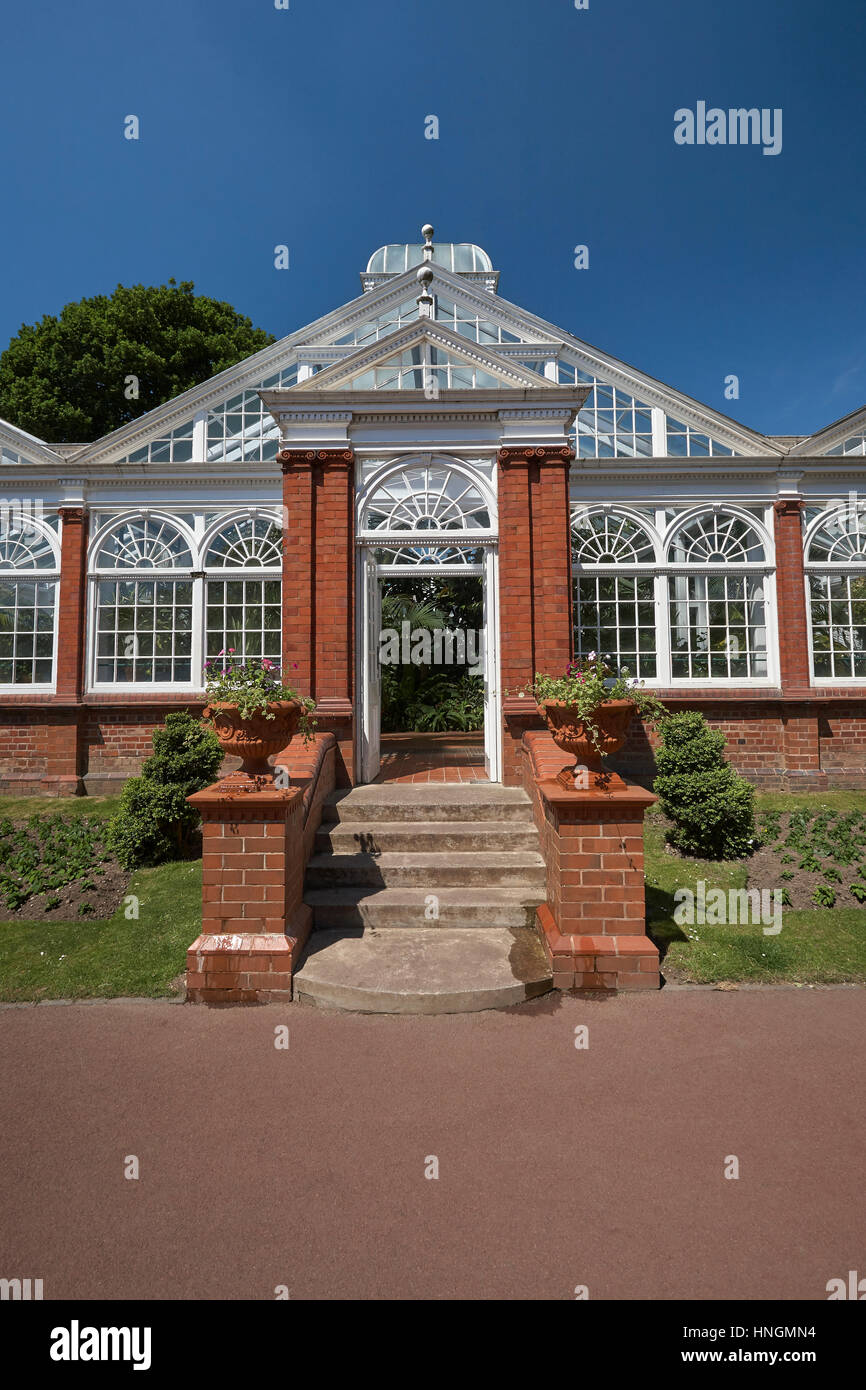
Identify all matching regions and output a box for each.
[56,507,88,700]
[280,448,355,781]
[280,457,315,696]
[773,499,811,692]
[497,445,574,784]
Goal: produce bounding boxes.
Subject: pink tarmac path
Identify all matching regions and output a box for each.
[0,986,863,1301]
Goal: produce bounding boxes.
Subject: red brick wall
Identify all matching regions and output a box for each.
[612,698,866,789]
[0,707,83,794]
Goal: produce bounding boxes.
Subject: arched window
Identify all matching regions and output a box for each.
[806,507,866,679]
[90,512,284,688]
[204,517,282,668]
[0,516,59,687]
[666,510,769,680]
[92,516,194,686]
[570,505,775,685]
[362,461,493,533]
[571,510,658,679]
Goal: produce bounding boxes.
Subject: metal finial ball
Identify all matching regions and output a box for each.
[422,224,434,241]
[417,264,434,287]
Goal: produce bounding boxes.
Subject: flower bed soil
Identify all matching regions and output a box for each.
[661,806,866,911]
[0,816,131,923]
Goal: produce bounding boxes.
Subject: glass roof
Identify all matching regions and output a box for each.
[366,243,493,275]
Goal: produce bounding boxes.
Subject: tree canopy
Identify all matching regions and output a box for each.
[0,280,275,442]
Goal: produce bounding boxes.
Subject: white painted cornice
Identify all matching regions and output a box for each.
[0,416,66,466]
[788,403,866,457]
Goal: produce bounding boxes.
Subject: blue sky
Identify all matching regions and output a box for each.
[1,0,864,437]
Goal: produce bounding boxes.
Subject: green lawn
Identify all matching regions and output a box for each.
[0,794,121,822]
[0,860,201,1002]
[647,791,866,984]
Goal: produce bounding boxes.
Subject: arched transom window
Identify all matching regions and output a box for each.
[90,512,282,688]
[571,506,774,684]
[93,517,195,685]
[360,459,495,568]
[0,516,59,688]
[806,507,866,679]
[362,461,492,533]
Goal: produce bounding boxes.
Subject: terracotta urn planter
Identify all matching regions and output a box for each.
[204,700,302,784]
[538,698,635,791]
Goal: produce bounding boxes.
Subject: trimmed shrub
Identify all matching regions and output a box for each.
[106,711,223,869]
[653,710,756,860]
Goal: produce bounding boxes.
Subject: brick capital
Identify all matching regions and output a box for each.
[773,498,804,519]
[279,448,354,473]
[497,444,575,467]
[187,783,303,822]
[58,506,87,523]
[537,779,658,820]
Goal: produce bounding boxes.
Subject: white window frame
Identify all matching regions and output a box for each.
[201,511,283,671]
[804,506,866,685]
[571,504,779,688]
[0,514,61,694]
[86,508,282,694]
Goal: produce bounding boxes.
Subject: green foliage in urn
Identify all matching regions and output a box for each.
[204,655,316,734]
[523,653,668,751]
[653,710,757,860]
[106,711,224,869]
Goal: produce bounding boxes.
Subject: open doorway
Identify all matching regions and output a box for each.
[377,574,486,782]
[357,554,501,784]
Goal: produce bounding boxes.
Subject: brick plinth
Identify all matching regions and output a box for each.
[536,906,659,992]
[523,730,659,992]
[186,932,296,1005]
[184,734,337,1003]
[185,782,310,1003]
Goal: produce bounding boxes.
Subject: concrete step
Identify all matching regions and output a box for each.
[304,885,544,931]
[315,819,541,855]
[322,785,533,824]
[304,850,547,890]
[293,927,552,1014]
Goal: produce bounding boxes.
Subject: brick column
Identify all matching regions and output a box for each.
[185,783,311,1003]
[773,499,821,783]
[773,499,811,691]
[280,448,354,781]
[56,507,88,699]
[497,445,575,783]
[47,507,89,794]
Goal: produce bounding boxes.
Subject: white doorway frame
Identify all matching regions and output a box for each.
[354,547,501,784]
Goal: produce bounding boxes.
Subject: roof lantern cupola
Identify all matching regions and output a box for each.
[362,225,499,293]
